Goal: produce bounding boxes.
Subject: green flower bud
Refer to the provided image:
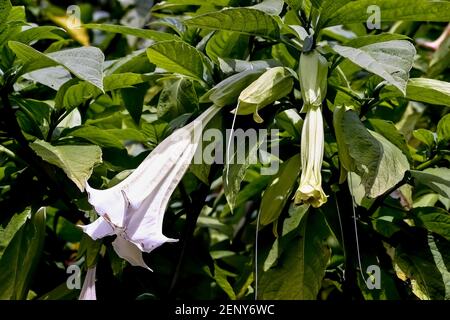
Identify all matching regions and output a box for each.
[299,50,328,110]
[234,67,294,123]
[200,69,264,107]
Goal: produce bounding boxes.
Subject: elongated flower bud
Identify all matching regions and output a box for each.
[299,50,328,110]
[200,69,264,107]
[234,67,294,123]
[295,50,328,208]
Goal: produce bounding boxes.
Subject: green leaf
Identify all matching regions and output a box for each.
[259,210,331,299]
[0,0,12,28]
[332,40,415,94]
[206,31,249,64]
[12,26,65,44]
[383,78,450,107]
[283,0,302,10]
[185,8,280,39]
[0,209,30,259]
[65,126,124,149]
[55,79,99,111]
[221,175,272,216]
[411,168,450,200]
[83,23,179,42]
[157,77,198,120]
[321,0,450,28]
[412,207,450,241]
[395,233,450,300]
[263,204,309,271]
[275,109,303,140]
[218,58,280,75]
[147,40,211,82]
[334,108,410,198]
[30,140,102,191]
[104,73,151,92]
[251,0,284,15]
[78,234,102,268]
[259,154,301,226]
[0,207,46,300]
[437,114,450,144]
[344,33,411,48]
[319,0,351,27]
[413,129,436,148]
[121,83,149,124]
[223,132,263,212]
[368,119,412,162]
[9,41,105,91]
[213,263,237,300]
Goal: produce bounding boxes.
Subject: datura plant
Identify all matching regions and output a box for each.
[1,0,450,302]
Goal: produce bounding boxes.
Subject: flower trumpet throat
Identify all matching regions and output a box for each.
[295,50,328,208]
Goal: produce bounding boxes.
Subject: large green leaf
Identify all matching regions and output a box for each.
[83,23,178,42]
[0,207,46,300]
[54,73,150,111]
[147,41,211,82]
[65,126,124,149]
[12,26,65,44]
[9,41,105,91]
[412,207,450,241]
[382,78,450,106]
[437,114,450,144]
[259,154,301,226]
[334,108,410,198]
[0,0,12,28]
[30,140,102,191]
[0,209,30,259]
[251,0,284,15]
[185,8,280,39]
[206,30,249,64]
[332,40,415,94]
[263,204,309,271]
[404,78,450,106]
[411,168,450,200]
[368,119,412,162]
[258,210,331,299]
[395,233,450,300]
[320,0,450,28]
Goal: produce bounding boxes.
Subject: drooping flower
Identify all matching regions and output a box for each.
[79,266,96,300]
[294,50,328,208]
[294,105,327,208]
[80,105,220,270]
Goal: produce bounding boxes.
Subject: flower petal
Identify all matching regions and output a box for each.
[112,236,152,271]
[80,217,115,240]
[85,183,127,228]
[296,106,327,208]
[125,144,197,252]
[79,266,97,300]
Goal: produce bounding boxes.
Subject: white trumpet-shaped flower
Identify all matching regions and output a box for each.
[81,105,220,270]
[294,105,327,208]
[79,266,97,300]
[295,50,328,208]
